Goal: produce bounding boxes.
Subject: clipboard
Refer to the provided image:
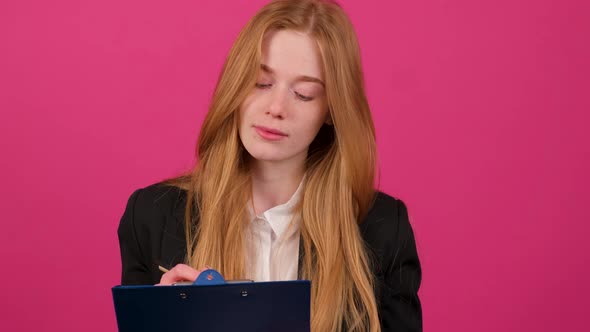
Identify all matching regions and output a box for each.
[112,270,311,332]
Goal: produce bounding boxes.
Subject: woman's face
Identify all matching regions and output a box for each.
[239,29,329,166]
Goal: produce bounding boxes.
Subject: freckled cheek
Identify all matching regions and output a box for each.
[290,122,318,142]
[238,97,260,129]
[241,93,270,116]
[239,94,254,112]
[237,106,253,140]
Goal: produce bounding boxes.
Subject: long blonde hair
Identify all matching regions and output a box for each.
[167,1,379,330]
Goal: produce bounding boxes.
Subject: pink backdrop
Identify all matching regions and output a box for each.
[1,0,588,331]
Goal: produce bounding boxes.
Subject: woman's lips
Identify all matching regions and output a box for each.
[254,126,288,141]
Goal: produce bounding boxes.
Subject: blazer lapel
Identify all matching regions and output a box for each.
[159,189,188,269]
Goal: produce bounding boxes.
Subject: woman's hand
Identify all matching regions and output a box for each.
[156,264,210,286]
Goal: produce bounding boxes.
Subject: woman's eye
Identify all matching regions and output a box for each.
[255,83,272,89]
[295,91,313,102]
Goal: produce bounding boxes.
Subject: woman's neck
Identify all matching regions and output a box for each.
[250,159,305,216]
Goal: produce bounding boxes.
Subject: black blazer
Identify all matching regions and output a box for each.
[118,183,422,331]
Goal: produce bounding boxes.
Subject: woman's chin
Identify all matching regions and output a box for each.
[245,149,293,164]
[249,154,287,163]
[244,145,308,165]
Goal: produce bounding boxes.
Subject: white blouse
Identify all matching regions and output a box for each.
[244,182,303,281]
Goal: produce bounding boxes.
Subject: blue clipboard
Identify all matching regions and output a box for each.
[112,270,311,332]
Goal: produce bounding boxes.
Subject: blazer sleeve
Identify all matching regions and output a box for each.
[117,188,152,285]
[381,199,422,331]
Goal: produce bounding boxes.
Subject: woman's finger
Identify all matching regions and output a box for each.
[158,264,208,285]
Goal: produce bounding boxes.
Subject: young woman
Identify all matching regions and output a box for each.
[118,0,422,331]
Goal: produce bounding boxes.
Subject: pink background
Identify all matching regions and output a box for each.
[1,0,588,331]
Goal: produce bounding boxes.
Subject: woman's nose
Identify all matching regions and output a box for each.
[266,87,289,119]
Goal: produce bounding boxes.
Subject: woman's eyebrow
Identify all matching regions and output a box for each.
[260,63,325,87]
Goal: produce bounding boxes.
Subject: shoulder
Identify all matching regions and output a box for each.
[368,191,408,217]
[361,191,410,235]
[119,182,188,239]
[360,191,414,265]
[126,182,187,217]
